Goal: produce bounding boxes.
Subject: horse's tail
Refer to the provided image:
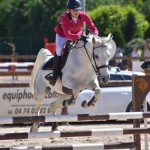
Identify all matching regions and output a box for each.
[30,48,52,94]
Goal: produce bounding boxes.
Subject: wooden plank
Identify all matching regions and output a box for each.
[0,55,36,60]
[0,71,31,76]
[0,83,29,87]
[100,80,132,87]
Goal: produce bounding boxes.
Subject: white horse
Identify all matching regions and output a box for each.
[30,33,116,132]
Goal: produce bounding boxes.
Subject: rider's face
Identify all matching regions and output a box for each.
[70,9,80,18]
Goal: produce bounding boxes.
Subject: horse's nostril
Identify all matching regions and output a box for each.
[102,76,109,83]
[102,78,106,82]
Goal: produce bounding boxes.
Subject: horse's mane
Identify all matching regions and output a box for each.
[87,33,114,49]
[87,33,102,43]
[72,33,101,50]
[88,33,98,40]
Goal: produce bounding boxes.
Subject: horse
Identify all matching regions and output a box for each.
[30,33,116,132]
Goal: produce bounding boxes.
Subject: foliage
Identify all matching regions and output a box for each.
[0,0,149,55]
[88,5,149,49]
[86,0,144,10]
[142,0,150,23]
[144,26,150,39]
[0,0,66,54]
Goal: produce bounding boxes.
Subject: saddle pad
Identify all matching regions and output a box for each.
[42,41,75,70]
[41,57,54,70]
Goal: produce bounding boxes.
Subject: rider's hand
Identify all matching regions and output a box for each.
[78,35,87,43]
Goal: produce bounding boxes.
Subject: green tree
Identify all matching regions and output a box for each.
[88,5,149,48]
[0,0,149,55]
[144,26,150,39]
[86,0,144,10]
[142,0,150,23]
[122,12,137,42]
[0,0,66,54]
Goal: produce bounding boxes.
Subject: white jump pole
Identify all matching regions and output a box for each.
[144,97,148,150]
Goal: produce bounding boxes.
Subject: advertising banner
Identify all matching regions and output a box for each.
[0,87,58,116]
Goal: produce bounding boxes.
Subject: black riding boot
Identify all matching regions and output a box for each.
[45,54,61,86]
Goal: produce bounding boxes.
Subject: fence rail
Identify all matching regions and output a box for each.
[0,55,36,60]
[0,71,31,76]
[0,54,150,61]
[0,112,149,125]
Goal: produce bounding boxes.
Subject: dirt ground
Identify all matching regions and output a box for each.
[0,121,149,150]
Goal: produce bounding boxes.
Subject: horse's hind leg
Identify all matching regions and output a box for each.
[30,98,42,132]
[51,106,69,131]
[49,97,70,131]
[51,114,58,131]
[49,100,62,131]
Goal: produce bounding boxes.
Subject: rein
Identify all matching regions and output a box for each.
[83,43,109,75]
[71,36,110,75]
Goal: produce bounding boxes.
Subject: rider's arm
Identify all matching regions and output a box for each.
[60,16,82,41]
[83,12,99,35]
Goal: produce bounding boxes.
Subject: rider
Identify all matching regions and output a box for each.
[45,0,99,86]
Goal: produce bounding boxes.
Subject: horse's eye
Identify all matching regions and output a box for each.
[94,55,99,59]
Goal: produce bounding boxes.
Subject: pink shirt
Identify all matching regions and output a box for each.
[54,11,99,41]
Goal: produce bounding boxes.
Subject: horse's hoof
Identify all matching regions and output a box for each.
[81,100,96,108]
[51,122,58,131]
[52,127,58,131]
[69,102,75,106]
[81,100,88,108]
[30,126,39,132]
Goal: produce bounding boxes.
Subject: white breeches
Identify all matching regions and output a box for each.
[55,34,68,56]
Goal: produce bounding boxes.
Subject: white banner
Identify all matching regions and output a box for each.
[0,87,58,116]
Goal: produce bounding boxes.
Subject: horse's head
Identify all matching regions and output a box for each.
[86,33,116,84]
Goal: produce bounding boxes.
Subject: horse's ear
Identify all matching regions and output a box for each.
[92,37,96,44]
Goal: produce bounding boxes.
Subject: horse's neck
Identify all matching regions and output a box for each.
[62,41,96,86]
[64,42,94,72]
[75,41,93,58]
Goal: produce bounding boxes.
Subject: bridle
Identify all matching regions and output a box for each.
[83,42,110,76]
[71,35,110,78]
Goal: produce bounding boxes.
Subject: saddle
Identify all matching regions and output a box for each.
[42,40,76,70]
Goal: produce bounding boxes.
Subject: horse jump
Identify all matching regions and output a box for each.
[0,142,135,150]
[0,127,150,140]
[0,112,150,125]
[0,112,149,149]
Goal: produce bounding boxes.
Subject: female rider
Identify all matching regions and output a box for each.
[45,0,99,86]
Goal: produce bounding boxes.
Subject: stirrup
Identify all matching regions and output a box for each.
[45,73,52,81]
[45,74,57,86]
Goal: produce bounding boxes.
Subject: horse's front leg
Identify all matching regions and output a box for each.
[63,90,79,107]
[82,79,102,108]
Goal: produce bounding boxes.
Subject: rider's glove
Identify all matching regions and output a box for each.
[79,35,87,43]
